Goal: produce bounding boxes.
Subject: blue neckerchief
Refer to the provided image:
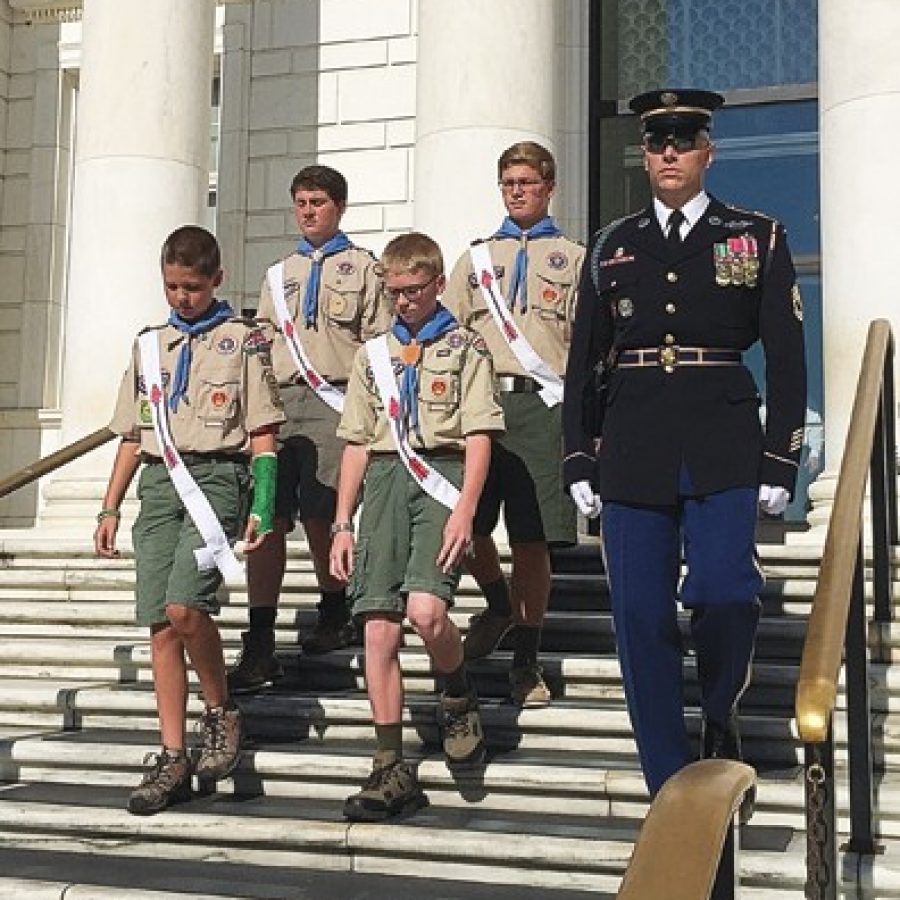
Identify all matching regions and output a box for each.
[296,231,353,328]
[391,304,458,436]
[493,216,562,312]
[166,299,235,412]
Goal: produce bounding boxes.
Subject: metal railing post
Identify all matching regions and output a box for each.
[871,385,891,623]
[711,819,739,900]
[844,536,877,854]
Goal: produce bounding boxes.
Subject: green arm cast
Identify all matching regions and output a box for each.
[250,452,277,535]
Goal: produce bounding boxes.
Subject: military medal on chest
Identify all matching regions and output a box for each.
[715,234,760,288]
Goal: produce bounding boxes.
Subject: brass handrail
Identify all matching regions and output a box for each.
[795,319,893,742]
[616,759,756,900]
[0,427,115,501]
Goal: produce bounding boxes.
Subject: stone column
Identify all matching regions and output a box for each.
[806,2,900,534]
[41,0,216,524]
[413,0,558,264]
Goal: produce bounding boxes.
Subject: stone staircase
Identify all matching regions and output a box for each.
[1,530,900,898]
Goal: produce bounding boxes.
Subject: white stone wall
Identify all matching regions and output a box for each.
[0,10,74,525]
[218,0,417,313]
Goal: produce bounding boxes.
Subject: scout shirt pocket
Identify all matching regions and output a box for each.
[196,371,240,432]
[322,268,364,328]
[418,363,461,443]
[532,255,577,331]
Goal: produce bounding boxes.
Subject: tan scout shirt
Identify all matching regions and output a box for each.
[443,234,585,378]
[337,326,505,454]
[109,318,286,457]
[257,246,391,386]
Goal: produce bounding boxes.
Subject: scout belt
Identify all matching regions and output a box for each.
[497,374,541,393]
[617,346,742,371]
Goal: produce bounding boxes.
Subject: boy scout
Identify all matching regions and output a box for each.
[228,165,390,694]
[330,232,504,821]
[443,141,585,707]
[563,89,806,808]
[94,226,285,815]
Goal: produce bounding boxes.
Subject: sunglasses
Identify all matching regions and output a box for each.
[642,132,706,154]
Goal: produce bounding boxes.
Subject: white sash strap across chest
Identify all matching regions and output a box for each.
[137,331,245,582]
[469,242,564,408]
[267,261,345,413]
[365,334,460,511]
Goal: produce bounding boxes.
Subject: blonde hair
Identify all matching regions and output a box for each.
[497,141,556,183]
[380,232,444,279]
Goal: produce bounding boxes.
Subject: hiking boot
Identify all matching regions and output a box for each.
[194,704,243,781]
[509,664,551,708]
[301,615,361,655]
[440,692,486,765]
[226,629,283,695]
[127,749,191,816]
[343,750,428,822]
[463,611,511,660]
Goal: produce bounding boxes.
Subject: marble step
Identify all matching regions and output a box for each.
[0,779,813,897]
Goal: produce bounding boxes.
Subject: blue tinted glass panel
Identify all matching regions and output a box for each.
[667,0,817,90]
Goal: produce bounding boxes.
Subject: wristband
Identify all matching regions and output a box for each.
[330,521,354,536]
[96,508,121,523]
[250,452,277,535]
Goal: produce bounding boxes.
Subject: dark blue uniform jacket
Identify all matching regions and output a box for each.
[562,196,806,506]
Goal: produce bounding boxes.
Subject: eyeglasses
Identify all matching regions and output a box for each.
[384,275,438,302]
[498,178,545,193]
[643,133,706,154]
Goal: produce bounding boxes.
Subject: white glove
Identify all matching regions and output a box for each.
[569,480,602,519]
[758,484,789,516]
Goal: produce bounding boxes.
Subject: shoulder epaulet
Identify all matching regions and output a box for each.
[720,201,780,228]
[588,213,639,294]
[469,238,487,247]
[137,323,165,336]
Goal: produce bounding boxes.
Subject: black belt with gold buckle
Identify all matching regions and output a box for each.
[617,346,741,372]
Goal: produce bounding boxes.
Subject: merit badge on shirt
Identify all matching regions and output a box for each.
[792,284,804,321]
[546,251,568,270]
[138,399,152,425]
[216,336,237,355]
[542,287,559,304]
[211,390,229,409]
[431,378,448,398]
[447,332,464,350]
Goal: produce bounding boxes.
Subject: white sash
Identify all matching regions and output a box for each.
[365,334,460,511]
[137,331,245,582]
[266,260,345,413]
[469,242,564,408]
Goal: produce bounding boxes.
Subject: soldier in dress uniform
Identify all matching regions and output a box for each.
[444,142,585,708]
[562,89,806,802]
[227,165,391,694]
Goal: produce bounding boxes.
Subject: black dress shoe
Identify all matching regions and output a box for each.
[702,715,741,760]
[701,715,755,825]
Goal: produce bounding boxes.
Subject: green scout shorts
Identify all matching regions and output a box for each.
[132,458,250,626]
[349,455,464,619]
[474,393,576,547]
[275,382,343,524]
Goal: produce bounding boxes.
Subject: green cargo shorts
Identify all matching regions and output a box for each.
[349,455,463,618]
[132,458,250,626]
[474,392,576,547]
[275,383,343,525]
